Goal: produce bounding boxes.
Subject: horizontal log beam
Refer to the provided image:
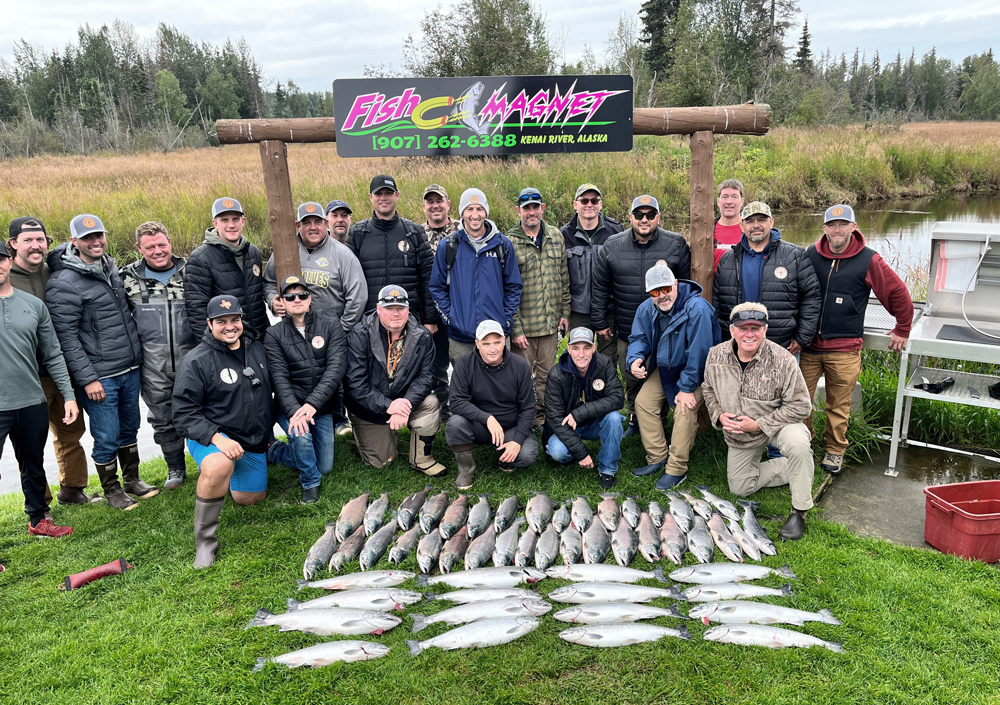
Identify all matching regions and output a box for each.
[215,103,770,144]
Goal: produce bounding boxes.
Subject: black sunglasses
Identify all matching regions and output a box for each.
[518,194,543,204]
[282,292,310,302]
[242,366,262,389]
[732,310,768,323]
[632,211,657,221]
[576,198,601,205]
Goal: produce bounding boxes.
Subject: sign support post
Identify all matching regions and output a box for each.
[259,139,299,287]
[689,130,714,299]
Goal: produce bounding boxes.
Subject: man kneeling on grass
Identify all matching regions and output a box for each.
[447,320,538,489]
[172,295,275,569]
[701,303,814,541]
[543,327,625,489]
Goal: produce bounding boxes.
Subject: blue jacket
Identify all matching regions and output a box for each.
[627,280,720,405]
[429,222,522,344]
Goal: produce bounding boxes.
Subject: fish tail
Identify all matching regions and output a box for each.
[245,608,273,630]
[667,584,687,601]
[696,484,710,491]
[423,592,441,601]
[818,609,842,626]
[406,639,424,656]
[295,580,309,592]
[410,614,429,633]
[652,566,668,583]
[252,657,268,673]
[777,564,797,580]
[675,624,692,640]
[416,574,429,587]
[826,640,844,653]
[780,583,793,596]
[286,599,301,611]
[668,604,688,619]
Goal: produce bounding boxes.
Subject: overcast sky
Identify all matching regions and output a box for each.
[2,0,997,93]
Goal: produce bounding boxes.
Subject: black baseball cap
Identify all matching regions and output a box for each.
[370,175,398,194]
[279,275,309,295]
[207,295,243,319]
[9,216,47,239]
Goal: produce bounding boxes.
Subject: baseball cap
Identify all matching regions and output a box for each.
[0,243,9,259]
[567,327,596,346]
[460,188,489,217]
[645,262,677,292]
[296,202,325,222]
[9,216,47,239]
[207,294,243,319]
[377,284,409,307]
[517,187,543,205]
[740,201,772,220]
[423,184,449,200]
[730,307,769,327]
[824,204,856,224]
[212,197,244,218]
[475,320,505,340]
[370,175,398,194]
[70,214,107,239]
[326,199,352,215]
[279,275,307,295]
[575,184,602,200]
[631,195,660,213]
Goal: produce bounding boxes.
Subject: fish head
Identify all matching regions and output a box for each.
[549,586,578,601]
[367,611,403,628]
[523,567,547,581]
[553,606,584,622]
[516,616,541,631]
[545,566,567,579]
[524,599,553,616]
[357,643,391,659]
[558,626,588,642]
[702,625,728,642]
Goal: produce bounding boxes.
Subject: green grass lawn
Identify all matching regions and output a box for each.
[1,427,998,705]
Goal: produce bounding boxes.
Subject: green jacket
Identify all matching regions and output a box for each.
[507,220,570,338]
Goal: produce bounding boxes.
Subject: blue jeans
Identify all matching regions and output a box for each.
[545,410,623,475]
[77,368,141,465]
[270,413,335,490]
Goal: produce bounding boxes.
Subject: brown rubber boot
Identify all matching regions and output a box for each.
[95,460,138,510]
[454,449,476,490]
[57,485,102,505]
[193,496,224,569]
[410,434,447,477]
[118,444,159,499]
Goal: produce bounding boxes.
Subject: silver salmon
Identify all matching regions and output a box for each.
[648,501,665,528]
[726,518,763,562]
[682,582,793,602]
[664,491,694,533]
[416,530,443,574]
[359,518,397,571]
[553,602,686,624]
[419,491,449,535]
[678,489,713,521]
[397,484,431,532]
[534,524,560,571]
[424,587,538,604]
[410,598,551,632]
[416,566,546,589]
[515,528,538,567]
[525,492,554,533]
[245,607,401,636]
[621,497,641,529]
[389,525,421,565]
[439,526,470,573]
[548,581,684,604]
[582,517,610,564]
[686,516,715,564]
[335,492,371,542]
[703,624,843,652]
[658,513,687,566]
[544,564,667,583]
[286,588,423,612]
[739,500,777,556]
[364,492,390,536]
[596,493,620,531]
[669,563,796,584]
[559,623,691,647]
[464,522,496,571]
[467,495,493,540]
[493,516,524,567]
[494,495,520,534]
[328,525,366,573]
[697,485,741,522]
[252,640,389,672]
[571,496,593,532]
[559,527,583,566]
[304,523,339,581]
[552,500,571,533]
[611,515,637,567]
[439,495,470,540]
[707,512,744,563]
[690,601,841,626]
[636,512,660,564]
[407,616,539,654]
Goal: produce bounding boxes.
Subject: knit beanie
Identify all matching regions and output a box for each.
[459,188,489,217]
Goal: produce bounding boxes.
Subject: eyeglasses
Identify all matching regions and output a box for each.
[282,292,310,302]
[632,211,657,221]
[242,366,262,389]
[648,286,673,297]
[732,310,768,323]
[576,198,601,205]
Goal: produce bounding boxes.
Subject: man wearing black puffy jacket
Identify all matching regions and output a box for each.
[264,276,346,504]
[591,195,691,433]
[184,197,268,341]
[347,175,439,331]
[713,201,820,354]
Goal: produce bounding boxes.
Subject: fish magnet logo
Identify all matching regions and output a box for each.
[316,258,328,267]
[223,199,235,209]
[398,241,410,252]
[593,379,605,391]
[311,336,325,349]
[253,264,261,277]
[305,203,316,213]
[82,217,96,229]
[390,289,400,297]
[640,196,651,205]
[774,266,788,280]
[470,196,479,204]
[831,206,844,217]
[286,276,300,284]
[220,368,238,384]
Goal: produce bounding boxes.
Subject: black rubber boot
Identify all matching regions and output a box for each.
[454,449,476,490]
[95,460,138,510]
[57,485,102,505]
[778,509,807,541]
[193,496,224,569]
[118,444,159,499]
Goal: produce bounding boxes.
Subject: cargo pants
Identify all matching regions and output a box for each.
[349,394,441,469]
[634,369,703,476]
[725,422,815,511]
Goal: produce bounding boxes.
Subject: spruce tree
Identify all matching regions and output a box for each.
[793,19,813,75]
[639,0,681,80]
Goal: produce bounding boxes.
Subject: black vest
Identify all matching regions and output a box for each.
[806,245,875,339]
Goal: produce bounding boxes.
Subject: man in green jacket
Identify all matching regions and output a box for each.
[507,187,570,430]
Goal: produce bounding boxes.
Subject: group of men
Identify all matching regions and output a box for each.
[0,172,913,568]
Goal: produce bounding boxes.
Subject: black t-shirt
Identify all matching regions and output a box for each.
[231,341,246,368]
[737,357,750,372]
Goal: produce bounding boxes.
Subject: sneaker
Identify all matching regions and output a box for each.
[300,486,320,505]
[820,452,844,475]
[598,472,616,489]
[655,472,688,491]
[336,422,353,437]
[28,518,74,538]
[165,465,187,490]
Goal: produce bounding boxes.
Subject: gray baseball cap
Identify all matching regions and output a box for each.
[70,214,107,239]
[631,195,660,213]
[824,204,856,224]
[567,327,596,346]
[475,319,505,340]
[212,197,244,218]
[296,202,325,222]
[377,284,409,307]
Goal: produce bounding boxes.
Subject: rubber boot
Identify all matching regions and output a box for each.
[57,485,102,505]
[95,460,138,510]
[410,434,447,477]
[778,509,807,541]
[163,446,187,490]
[118,444,159,499]
[193,496,224,569]
[453,448,476,490]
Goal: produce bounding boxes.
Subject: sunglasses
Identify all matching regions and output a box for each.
[518,194,543,204]
[282,292,310,302]
[732,310,768,323]
[632,211,657,221]
[242,366,262,389]
[576,198,601,205]
[649,286,673,297]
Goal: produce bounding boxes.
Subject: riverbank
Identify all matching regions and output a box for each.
[1,122,998,261]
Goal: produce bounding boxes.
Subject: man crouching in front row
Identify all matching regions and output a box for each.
[701,303,815,541]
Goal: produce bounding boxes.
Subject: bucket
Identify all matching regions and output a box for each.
[924,480,1000,563]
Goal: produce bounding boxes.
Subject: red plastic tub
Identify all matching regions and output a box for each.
[924,480,1000,562]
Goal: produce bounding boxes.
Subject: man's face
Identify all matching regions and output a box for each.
[137,232,173,270]
[717,188,744,220]
[568,341,595,371]
[297,215,327,249]
[651,285,678,313]
[573,190,602,221]
[517,200,545,229]
[209,314,243,345]
[377,303,409,333]
[0,255,11,287]
[9,228,49,268]
[282,284,311,316]
[73,232,107,262]
[213,212,245,243]
[423,194,450,227]
[463,204,487,234]
[823,220,854,254]
[476,333,505,365]
[370,188,399,218]
[741,214,773,245]
[326,208,351,241]
[731,322,766,357]
[630,208,660,235]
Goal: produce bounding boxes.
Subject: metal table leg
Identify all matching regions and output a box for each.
[886,346,912,477]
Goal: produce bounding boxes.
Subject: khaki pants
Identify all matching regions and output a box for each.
[634,369,703,475]
[799,351,861,455]
[726,422,815,511]
[349,394,441,468]
[617,338,644,419]
[511,333,558,426]
[569,311,617,364]
[39,375,88,493]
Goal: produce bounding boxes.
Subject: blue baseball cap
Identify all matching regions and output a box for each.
[296,202,325,222]
[325,199,352,215]
[212,197,244,218]
[824,204,856,224]
[70,214,107,239]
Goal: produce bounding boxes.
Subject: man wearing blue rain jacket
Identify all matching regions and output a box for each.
[429,187,522,367]
[627,263,720,490]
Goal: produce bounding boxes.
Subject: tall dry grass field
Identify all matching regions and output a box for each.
[2,122,998,262]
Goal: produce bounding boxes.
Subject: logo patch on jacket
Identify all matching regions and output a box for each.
[398,240,410,252]
[220,368,238,384]
[835,297,843,304]
[311,336,325,349]
[593,379,605,391]
[774,266,788,280]
[316,257,328,267]
[252,264,261,277]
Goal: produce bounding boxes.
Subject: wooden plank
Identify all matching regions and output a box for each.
[689,130,714,301]
[258,140,299,286]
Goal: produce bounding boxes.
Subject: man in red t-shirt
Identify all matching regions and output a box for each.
[714,179,745,270]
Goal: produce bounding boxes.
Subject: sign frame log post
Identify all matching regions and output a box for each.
[258,139,299,285]
[689,130,715,300]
